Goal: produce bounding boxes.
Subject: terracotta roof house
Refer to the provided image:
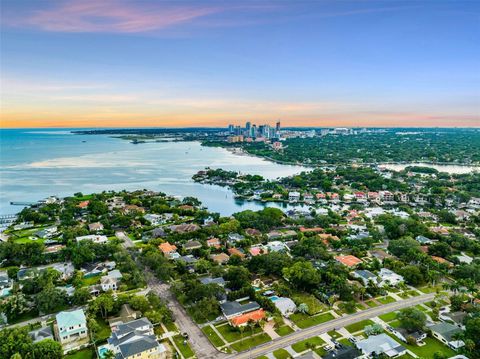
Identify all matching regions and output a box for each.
[431,256,453,267]
[228,248,246,259]
[211,253,230,264]
[207,238,222,249]
[299,227,324,233]
[159,243,178,258]
[230,309,266,327]
[249,246,268,257]
[77,201,90,209]
[335,255,363,267]
[122,204,145,214]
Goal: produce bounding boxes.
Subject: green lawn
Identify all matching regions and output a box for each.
[339,338,353,347]
[164,321,178,332]
[377,296,395,304]
[291,336,325,353]
[215,323,262,343]
[379,311,397,322]
[327,330,342,339]
[292,293,326,315]
[275,325,294,336]
[81,274,101,287]
[389,319,401,328]
[418,285,443,294]
[273,348,292,359]
[230,333,271,352]
[64,348,95,359]
[385,334,456,359]
[290,312,335,329]
[365,300,379,307]
[93,317,111,343]
[172,334,195,358]
[345,319,374,333]
[202,325,225,348]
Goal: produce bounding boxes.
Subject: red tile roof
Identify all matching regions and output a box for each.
[335,255,362,267]
[230,309,265,327]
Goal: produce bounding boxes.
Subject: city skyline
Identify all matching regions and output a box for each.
[1,0,479,128]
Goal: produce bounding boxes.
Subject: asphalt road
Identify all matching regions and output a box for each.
[146,272,223,359]
[229,292,436,359]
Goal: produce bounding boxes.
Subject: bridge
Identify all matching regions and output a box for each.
[10,201,37,206]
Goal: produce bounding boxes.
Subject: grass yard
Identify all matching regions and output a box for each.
[327,330,342,339]
[379,311,397,322]
[338,338,353,347]
[292,293,326,315]
[291,336,325,353]
[275,325,294,336]
[164,321,178,332]
[385,334,456,359]
[377,296,396,304]
[64,348,95,359]
[94,317,111,342]
[389,319,401,328]
[202,325,225,348]
[290,312,335,329]
[172,334,195,358]
[215,323,262,343]
[418,285,443,294]
[230,333,271,352]
[345,319,374,333]
[365,300,379,307]
[273,348,292,359]
[81,274,101,287]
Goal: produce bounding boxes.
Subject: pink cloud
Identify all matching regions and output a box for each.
[15,0,228,33]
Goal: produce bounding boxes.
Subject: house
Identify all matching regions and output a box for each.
[355,192,367,201]
[199,277,226,287]
[88,222,104,232]
[100,270,123,292]
[29,326,54,343]
[378,268,404,287]
[230,309,265,327]
[272,297,297,316]
[76,234,108,244]
[159,242,178,259]
[353,270,377,286]
[77,200,89,209]
[379,191,395,202]
[220,300,261,319]
[391,328,426,344]
[429,322,464,350]
[335,255,362,268]
[169,223,199,233]
[35,226,58,239]
[108,304,141,330]
[151,227,166,239]
[442,311,467,329]
[106,318,167,359]
[207,238,221,249]
[265,241,289,253]
[184,240,202,251]
[55,309,89,352]
[144,214,163,226]
[81,261,116,277]
[370,250,393,262]
[245,228,262,237]
[356,333,406,358]
[228,247,246,259]
[249,246,268,257]
[0,272,12,297]
[323,347,362,359]
[211,253,230,265]
[122,204,145,215]
[289,191,301,202]
[415,235,433,245]
[227,233,245,244]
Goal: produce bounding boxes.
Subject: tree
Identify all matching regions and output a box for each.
[36,286,67,314]
[396,308,426,332]
[399,265,425,286]
[72,287,92,305]
[32,339,62,359]
[297,303,309,314]
[0,327,33,359]
[282,261,320,291]
[224,266,251,291]
[365,324,384,336]
[91,292,115,318]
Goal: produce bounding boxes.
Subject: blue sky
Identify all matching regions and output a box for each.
[1,0,479,127]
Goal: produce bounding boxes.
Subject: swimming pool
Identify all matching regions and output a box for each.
[269,295,280,301]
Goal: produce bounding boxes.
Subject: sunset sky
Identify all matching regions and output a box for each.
[1,0,479,128]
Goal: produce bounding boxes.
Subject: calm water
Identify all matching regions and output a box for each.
[0,129,308,216]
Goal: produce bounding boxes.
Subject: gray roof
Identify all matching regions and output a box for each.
[356,334,406,357]
[118,334,158,357]
[429,322,462,342]
[354,270,377,281]
[220,301,260,317]
[114,317,152,337]
[29,326,54,343]
[323,347,362,359]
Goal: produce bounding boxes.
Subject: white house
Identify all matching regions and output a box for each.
[76,234,108,244]
[288,191,301,202]
[273,297,297,317]
[378,268,404,287]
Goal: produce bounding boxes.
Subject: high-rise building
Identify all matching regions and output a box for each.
[228,124,234,134]
[276,121,281,132]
